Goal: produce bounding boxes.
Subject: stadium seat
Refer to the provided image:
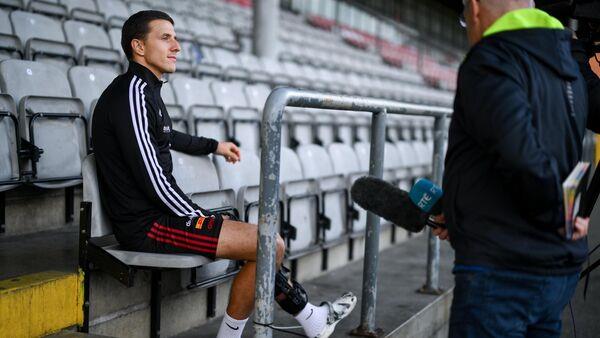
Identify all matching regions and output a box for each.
[286,108,314,147]
[0,94,20,191]
[296,144,348,246]
[210,80,260,153]
[185,16,219,48]
[0,59,86,188]
[328,142,367,233]
[60,0,104,25]
[193,45,223,79]
[313,109,336,146]
[335,112,354,145]
[211,48,250,81]
[63,20,121,70]
[279,146,320,256]
[95,0,129,28]
[238,53,271,84]
[170,150,236,213]
[170,76,227,142]
[213,148,260,223]
[161,81,187,133]
[0,8,22,60]
[11,10,76,72]
[354,112,371,142]
[67,65,117,135]
[244,83,271,112]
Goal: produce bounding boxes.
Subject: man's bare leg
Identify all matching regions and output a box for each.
[215,219,285,319]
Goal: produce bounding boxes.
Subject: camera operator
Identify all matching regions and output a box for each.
[435,1,590,337]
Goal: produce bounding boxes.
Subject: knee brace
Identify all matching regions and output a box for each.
[274,266,308,315]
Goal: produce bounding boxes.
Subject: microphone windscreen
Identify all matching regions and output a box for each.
[409,178,443,214]
[351,176,428,232]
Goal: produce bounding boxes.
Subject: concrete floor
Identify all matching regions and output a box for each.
[0,224,78,280]
[175,233,455,338]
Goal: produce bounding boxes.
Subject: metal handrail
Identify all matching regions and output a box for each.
[254,87,452,337]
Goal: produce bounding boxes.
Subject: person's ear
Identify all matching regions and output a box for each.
[131,38,145,57]
[469,0,481,28]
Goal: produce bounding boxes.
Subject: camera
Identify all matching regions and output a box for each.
[537,0,600,55]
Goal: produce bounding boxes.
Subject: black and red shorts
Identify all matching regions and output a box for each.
[140,214,224,259]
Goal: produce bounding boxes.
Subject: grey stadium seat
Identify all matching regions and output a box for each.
[161,81,187,133]
[67,66,117,134]
[171,76,228,142]
[279,146,320,256]
[211,48,249,81]
[328,143,367,234]
[95,0,129,27]
[63,20,121,70]
[213,148,260,223]
[0,8,22,60]
[0,60,86,188]
[0,94,20,191]
[83,153,212,266]
[296,144,348,245]
[10,10,76,72]
[170,150,235,213]
[210,80,260,153]
[244,83,271,112]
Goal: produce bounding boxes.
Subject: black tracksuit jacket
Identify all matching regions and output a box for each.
[92,61,219,249]
[444,28,589,275]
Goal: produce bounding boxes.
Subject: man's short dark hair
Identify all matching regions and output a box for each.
[121,10,174,60]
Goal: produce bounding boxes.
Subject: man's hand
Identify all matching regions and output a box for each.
[216,142,241,164]
[431,214,449,241]
[572,216,589,241]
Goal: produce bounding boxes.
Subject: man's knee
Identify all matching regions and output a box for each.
[276,234,286,266]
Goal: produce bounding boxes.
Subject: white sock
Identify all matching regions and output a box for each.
[294,302,329,338]
[216,312,248,338]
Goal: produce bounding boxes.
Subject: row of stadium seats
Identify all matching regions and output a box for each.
[0,0,455,105]
[0,58,434,191]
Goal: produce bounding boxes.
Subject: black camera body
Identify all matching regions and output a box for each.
[537,0,600,54]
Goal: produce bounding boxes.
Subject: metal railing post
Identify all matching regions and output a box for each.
[254,89,288,338]
[351,109,387,337]
[419,115,447,295]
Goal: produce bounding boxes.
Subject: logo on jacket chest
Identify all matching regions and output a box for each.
[163,125,171,133]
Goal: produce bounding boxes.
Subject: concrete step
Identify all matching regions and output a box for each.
[0,271,82,338]
[175,233,455,337]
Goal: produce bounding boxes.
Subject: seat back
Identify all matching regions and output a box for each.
[0,59,71,104]
[60,0,97,12]
[335,112,354,145]
[1,60,86,188]
[0,94,19,191]
[171,151,220,195]
[313,110,335,146]
[68,66,117,117]
[63,20,111,51]
[11,10,65,43]
[82,154,113,237]
[210,80,249,112]
[95,0,129,22]
[244,83,270,111]
[328,143,367,232]
[296,144,346,241]
[287,108,313,146]
[213,149,260,222]
[171,76,214,111]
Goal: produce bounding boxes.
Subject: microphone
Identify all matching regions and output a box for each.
[350,176,444,232]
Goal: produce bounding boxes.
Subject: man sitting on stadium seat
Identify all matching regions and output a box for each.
[91,10,355,338]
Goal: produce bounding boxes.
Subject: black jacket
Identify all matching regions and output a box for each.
[443,28,589,275]
[92,62,219,249]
